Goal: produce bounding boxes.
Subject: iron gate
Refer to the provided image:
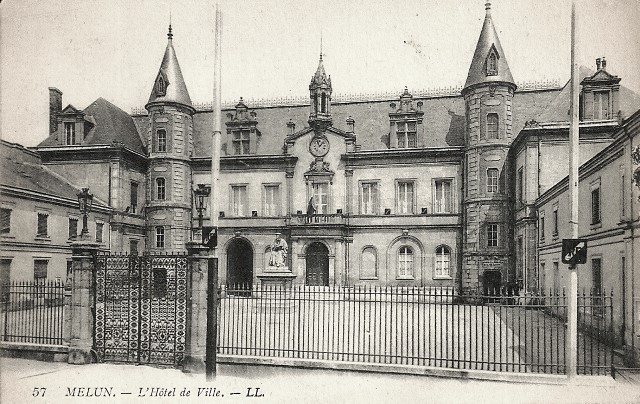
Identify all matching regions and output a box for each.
[94,253,188,366]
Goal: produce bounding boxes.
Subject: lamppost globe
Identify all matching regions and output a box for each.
[193,184,210,237]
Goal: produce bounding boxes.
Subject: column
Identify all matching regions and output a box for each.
[183,242,211,373]
[67,240,100,364]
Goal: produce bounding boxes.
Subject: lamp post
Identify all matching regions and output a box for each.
[193,184,210,240]
[76,187,94,240]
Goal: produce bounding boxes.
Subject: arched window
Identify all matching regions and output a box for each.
[398,246,414,278]
[487,113,499,139]
[157,129,167,152]
[155,226,165,248]
[156,177,166,200]
[321,93,327,113]
[360,247,377,279]
[435,245,451,278]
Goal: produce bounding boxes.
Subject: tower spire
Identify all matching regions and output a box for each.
[320,31,323,61]
[168,11,173,40]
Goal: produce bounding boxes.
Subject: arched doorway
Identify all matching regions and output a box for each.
[306,242,329,286]
[227,238,253,289]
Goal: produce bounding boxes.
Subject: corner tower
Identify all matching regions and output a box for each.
[461,2,517,294]
[145,25,195,252]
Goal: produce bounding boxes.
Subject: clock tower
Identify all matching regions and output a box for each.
[308,55,332,133]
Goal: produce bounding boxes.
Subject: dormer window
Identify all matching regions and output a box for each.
[226,98,258,155]
[593,91,610,120]
[486,47,499,76]
[64,122,75,145]
[156,75,166,96]
[396,122,417,148]
[232,129,250,155]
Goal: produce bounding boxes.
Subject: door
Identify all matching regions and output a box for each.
[483,270,502,295]
[306,242,329,286]
[227,238,254,289]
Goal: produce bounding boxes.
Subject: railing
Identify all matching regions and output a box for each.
[0,281,65,345]
[218,285,614,375]
[291,213,345,225]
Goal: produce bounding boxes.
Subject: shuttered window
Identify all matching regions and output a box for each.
[0,208,10,234]
[591,188,601,224]
[68,218,78,239]
[96,222,103,243]
[34,260,48,280]
[37,213,48,237]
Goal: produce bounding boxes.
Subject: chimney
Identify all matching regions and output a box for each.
[595,58,602,71]
[49,87,62,135]
[601,56,606,70]
[346,116,355,133]
[287,119,295,135]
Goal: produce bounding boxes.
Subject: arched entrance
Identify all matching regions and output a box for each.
[483,270,502,295]
[227,238,253,289]
[306,242,329,286]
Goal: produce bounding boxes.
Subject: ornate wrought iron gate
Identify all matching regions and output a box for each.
[94,253,188,366]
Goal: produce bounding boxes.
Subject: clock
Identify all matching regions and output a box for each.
[309,136,329,157]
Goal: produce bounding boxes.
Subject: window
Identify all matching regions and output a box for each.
[487,168,499,193]
[157,129,167,152]
[487,224,498,247]
[591,187,601,225]
[592,258,602,293]
[396,121,417,148]
[0,208,10,234]
[435,245,451,278]
[397,181,414,214]
[64,122,75,145]
[130,240,139,255]
[398,246,414,278]
[552,206,559,236]
[487,113,499,139]
[263,184,280,216]
[232,129,250,155]
[231,185,248,216]
[311,182,329,214]
[155,227,165,248]
[553,261,559,292]
[37,213,48,237]
[620,171,626,218]
[434,180,452,213]
[321,93,327,113]
[594,91,610,120]
[95,222,103,243]
[539,212,545,241]
[360,247,377,279]
[68,217,78,240]
[156,177,166,200]
[517,167,524,204]
[360,182,379,215]
[34,259,48,283]
[157,76,165,95]
[487,52,498,75]
[130,182,138,214]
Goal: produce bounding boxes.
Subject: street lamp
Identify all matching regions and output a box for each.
[193,184,210,236]
[76,187,94,240]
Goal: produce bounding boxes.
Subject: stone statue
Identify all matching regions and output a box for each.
[268,233,288,268]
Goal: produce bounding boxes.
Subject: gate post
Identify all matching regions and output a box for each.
[66,240,100,364]
[183,242,210,373]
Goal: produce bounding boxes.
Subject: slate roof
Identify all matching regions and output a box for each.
[38,97,145,154]
[535,67,640,123]
[1,140,107,206]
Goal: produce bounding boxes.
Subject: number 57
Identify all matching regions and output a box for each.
[32,387,47,397]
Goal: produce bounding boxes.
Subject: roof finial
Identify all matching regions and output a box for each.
[485,1,492,14]
[168,10,173,39]
[320,31,323,61]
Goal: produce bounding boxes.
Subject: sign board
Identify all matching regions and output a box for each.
[561,238,587,265]
[202,227,217,249]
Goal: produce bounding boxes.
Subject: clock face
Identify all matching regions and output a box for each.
[309,136,329,157]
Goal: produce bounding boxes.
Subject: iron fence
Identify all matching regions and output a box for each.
[0,281,65,345]
[218,284,614,375]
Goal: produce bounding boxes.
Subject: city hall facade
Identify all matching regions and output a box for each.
[6,4,639,298]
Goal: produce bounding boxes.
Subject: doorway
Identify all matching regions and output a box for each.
[305,242,329,286]
[227,238,253,289]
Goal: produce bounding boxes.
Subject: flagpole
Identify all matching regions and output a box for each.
[206,3,222,382]
[567,0,579,380]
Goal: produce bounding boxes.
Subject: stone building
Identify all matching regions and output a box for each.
[7,3,637,297]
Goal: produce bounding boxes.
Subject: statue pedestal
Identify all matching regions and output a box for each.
[255,269,297,318]
[257,268,296,289]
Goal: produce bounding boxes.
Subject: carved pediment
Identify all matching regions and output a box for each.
[304,159,334,181]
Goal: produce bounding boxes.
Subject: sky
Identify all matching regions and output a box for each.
[1,0,639,147]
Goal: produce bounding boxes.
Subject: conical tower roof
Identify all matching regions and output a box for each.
[463,2,515,92]
[147,25,193,110]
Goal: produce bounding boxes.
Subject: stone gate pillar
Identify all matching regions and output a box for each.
[66,240,100,364]
[183,241,210,373]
